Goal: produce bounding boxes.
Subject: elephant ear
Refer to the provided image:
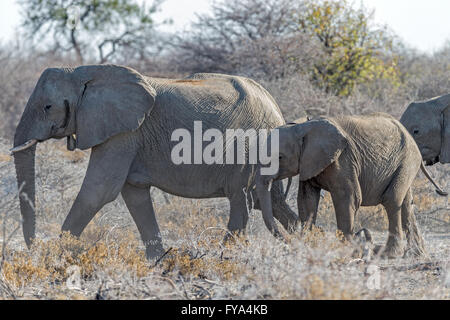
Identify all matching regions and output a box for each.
[441,105,450,163]
[296,119,348,181]
[73,65,156,150]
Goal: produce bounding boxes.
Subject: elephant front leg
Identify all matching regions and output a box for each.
[401,188,427,257]
[297,181,320,231]
[331,185,361,243]
[61,136,138,238]
[121,183,164,260]
[224,192,250,242]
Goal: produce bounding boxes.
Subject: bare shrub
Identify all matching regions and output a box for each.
[169,0,318,79]
[260,73,412,122]
[400,43,450,100]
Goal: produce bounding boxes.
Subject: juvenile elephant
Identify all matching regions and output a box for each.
[11,64,298,259]
[400,94,450,166]
[256,113,440,258]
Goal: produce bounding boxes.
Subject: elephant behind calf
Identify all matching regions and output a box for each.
[401,93,450,166]
[256,113,445,258]
[11,65,299,259]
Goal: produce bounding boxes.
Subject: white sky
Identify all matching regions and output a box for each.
[0,0,449,53]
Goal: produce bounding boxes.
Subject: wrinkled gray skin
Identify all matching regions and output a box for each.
[256,113,428,258]
[400,94,450,166]
[13,65,298,259]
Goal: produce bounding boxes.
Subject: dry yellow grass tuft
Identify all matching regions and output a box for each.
[161,247,244,281]
[1,232,151,287]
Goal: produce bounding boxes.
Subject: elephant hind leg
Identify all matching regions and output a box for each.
[380,202,404,259]
[121,183,165,260]
[401,188,427,257]
[381,185,408,259]
[380,166,420,259]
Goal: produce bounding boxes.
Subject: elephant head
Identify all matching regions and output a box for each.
[11,65,156,247]
[400,94,450,165]
[255,118,347,237]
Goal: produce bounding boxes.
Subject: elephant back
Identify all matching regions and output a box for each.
[145,74,285,134]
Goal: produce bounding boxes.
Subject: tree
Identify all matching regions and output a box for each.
[397,42,450,99]
[173,0,401,97]
[171,0,315,79]
[18,0,165,64]
[299,0,400,96]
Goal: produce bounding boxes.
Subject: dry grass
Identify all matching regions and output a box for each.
[0,139,448,300]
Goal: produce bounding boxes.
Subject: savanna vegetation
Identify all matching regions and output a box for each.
[0,0,448,299]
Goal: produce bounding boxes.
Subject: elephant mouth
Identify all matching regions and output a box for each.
[425,156,440,166]
[420,147,440,165]
[276,173,292,180]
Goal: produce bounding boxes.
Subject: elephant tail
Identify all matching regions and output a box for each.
[420,162,448,196]
[284,177,292,199]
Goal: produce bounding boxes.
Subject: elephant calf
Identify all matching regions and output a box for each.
[256,113,436,258]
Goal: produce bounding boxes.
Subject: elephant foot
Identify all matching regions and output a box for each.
[375,246,403,259]
[145,243,167,262]
[274,211,299,234]
[285,221,299,234]
[272,200,299,233]
[222,230,248,246]
[403,244,428,259]
[404,234,428,259]
[299,224,324,239]
[378,238,404,260]
[273,230,287,244]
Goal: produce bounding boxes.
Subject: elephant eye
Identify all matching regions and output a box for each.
[45,105,52,110]
[413,129,419,135]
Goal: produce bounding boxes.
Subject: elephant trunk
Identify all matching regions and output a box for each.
[255,174,285,240]
[272,180,298,233]
[13,114,37,248]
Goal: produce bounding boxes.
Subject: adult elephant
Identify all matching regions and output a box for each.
[400,94,449,166]
[11,64,298,259]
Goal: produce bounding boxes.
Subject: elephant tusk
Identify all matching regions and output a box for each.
[67,134,77,151]
[10,139,38,155]
[267,179,273,192]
